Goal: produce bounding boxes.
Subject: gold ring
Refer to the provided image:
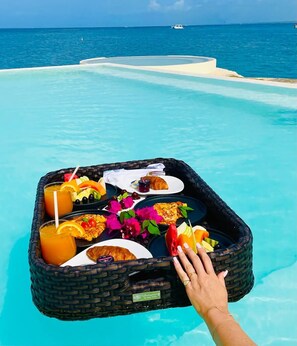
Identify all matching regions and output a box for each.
[189,272,196,279]
[183,279,191,286]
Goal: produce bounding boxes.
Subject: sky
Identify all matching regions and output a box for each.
[0,0,296,28]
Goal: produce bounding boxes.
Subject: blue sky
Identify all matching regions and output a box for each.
[0,0,296,28]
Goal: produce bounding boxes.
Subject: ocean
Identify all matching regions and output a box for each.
[0,22,296,78]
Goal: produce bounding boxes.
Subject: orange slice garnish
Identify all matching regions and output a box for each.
[78,180,106,195]
[57,221,84,237]
[60,181,80,192]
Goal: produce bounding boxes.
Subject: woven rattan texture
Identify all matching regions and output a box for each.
[29,158,254,320]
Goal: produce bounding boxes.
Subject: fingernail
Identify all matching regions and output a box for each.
[173,257,178,263]
[196,242,202,249]
[177,245,183,252]
[223,270,228,278]
[183,242,189,249]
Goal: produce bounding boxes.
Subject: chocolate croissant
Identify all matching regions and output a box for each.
[87,245,136,262]
[141,176,169,190]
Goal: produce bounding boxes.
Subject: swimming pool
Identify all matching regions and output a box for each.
[80,55,214,66]
[0,65,296,345]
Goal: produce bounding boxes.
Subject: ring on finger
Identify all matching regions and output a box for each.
[183,279,191,286]
[188,272,196,279]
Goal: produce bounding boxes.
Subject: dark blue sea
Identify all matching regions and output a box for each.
[0,23,296,78]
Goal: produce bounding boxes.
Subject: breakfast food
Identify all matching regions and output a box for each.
[62,175,107,206]
[87,245,136,262]
[71,214,107,241]
[140,176,169,190]
[153,201,186,224]
[165,222,219,256]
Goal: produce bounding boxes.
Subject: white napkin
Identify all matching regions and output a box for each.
[103,163,165,189]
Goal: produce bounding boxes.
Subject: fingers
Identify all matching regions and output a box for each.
[217,270,228,287]
[196,243,215,275]
[172,256,191,288]
[182,243,205,276]
[176,245,197,278]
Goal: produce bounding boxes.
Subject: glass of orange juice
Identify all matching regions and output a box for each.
[39,220,77,265]
[44,182,73,218]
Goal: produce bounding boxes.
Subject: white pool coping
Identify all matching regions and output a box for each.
[0,60,296,89]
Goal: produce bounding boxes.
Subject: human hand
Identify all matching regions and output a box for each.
[173,242,229,319]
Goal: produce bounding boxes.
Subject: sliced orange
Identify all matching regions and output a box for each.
[178,234,195,252]
[60,180,80,192]
[194,228,209,243]
[57,221,84,237]
[78,180,106,195]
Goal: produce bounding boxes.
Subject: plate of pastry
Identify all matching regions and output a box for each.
[61,239,153,267]
[116,175,184,195]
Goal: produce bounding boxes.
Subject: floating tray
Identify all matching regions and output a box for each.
[29,158,254,320]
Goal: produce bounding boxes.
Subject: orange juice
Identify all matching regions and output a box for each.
[39,220,77,265]
[44,182,73,218]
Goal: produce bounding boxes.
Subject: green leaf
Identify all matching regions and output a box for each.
[119,212,125,223]
[179,205,194,218]
[118,192,129,201]
[147,221,160,235]
[179,208,187,218]
[128,210,135,218]
[82,217,89,222]
[142,220,150,230]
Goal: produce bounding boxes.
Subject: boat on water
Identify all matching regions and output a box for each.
[172,24,184,30]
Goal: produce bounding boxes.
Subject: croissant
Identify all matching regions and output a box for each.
[87,245,136,262]
[141,176,169,190]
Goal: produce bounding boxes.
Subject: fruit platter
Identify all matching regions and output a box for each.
[29,158,254,320]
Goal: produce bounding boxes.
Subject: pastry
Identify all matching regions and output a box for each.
[87,245,136,262]
[140,176,169,190]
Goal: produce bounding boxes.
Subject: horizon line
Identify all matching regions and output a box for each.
[0,20,295,30]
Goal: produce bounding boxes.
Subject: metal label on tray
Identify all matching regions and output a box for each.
[132,291,161,303]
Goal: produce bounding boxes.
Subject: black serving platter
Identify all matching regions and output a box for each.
[148,228,235,257]
[134,195,207,230]
[64,209,121,248]
[72,183,118,211]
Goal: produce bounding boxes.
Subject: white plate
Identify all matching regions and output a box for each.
[61,239,153,267]
[117,175,184,195]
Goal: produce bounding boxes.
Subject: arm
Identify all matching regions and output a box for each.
[173,242,256,346]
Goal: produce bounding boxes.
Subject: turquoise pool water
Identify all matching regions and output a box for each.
[0,65,296,346]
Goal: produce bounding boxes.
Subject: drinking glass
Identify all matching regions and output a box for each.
[39,220,77,265]
[44,182,73,218]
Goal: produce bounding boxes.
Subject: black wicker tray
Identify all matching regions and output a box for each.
[29,158,254,320]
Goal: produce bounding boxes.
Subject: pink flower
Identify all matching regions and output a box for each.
[107,200,122,213]
[123,218,141,237]
[121,196,134,209]
[106,214,122,230]
[136,207,163,223]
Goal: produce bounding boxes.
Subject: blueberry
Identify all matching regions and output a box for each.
[82,196,88,204]
[75,199,81,205]
[214,244,221,250]
[89,194,94,202]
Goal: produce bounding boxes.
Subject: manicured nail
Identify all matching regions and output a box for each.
[223,270,228,278]
[177,245,183,252]
[173,257,178,263]
[184,242,189,249]
[196,242,202,249]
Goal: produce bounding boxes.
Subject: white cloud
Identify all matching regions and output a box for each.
[148,0,161,11]
[148,0,191,12]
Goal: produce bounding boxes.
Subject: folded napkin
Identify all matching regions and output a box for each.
[103,163,165,189]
